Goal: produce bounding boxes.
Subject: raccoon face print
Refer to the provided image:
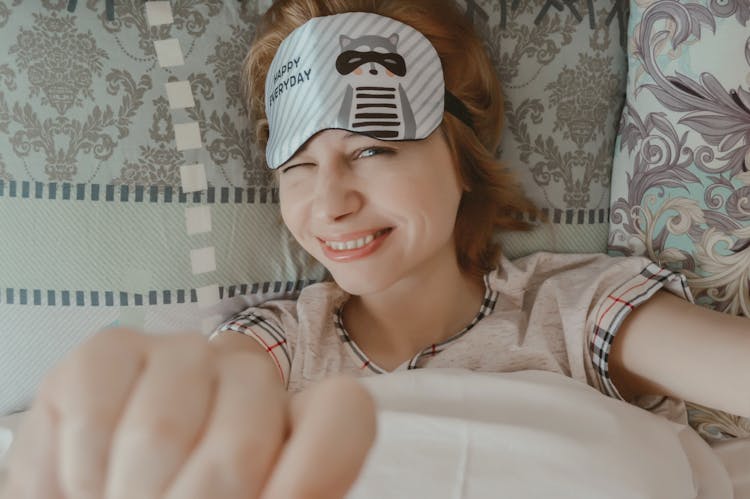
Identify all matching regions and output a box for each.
[335,34,407,79]
[335,33,417,140]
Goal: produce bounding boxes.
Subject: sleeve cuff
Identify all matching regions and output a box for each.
[209,310,292,387]
[590,262,694,401]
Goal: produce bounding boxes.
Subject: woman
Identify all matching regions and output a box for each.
[4,0,749,498]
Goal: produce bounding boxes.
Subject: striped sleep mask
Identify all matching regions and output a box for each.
[263,11,473,170]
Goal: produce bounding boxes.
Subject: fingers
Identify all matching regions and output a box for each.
[164,350,289,499]
[51,328,147,499]
[2,401,65,499]
[3,329,377,499]
[260,376,377,499]
[104,333,217,499]
[4,327,146,499]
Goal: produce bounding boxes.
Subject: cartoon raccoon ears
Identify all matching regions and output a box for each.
[339,34,400,48]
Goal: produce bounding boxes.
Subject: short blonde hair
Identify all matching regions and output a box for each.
[244,0,538,279]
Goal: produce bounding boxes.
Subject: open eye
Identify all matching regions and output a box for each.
[357,147,393,159]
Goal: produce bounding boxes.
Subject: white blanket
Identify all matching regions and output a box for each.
[1,369,747,498]
[349,369,741,499]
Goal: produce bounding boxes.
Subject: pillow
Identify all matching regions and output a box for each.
[608,0,750,441]
[457,0,629,258]
[0,1,326,416]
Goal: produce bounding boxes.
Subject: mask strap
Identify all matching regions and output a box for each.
[444,90,475,131]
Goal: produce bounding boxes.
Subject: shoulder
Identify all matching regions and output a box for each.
[228,280,348,323]
[488,252,656,291]
[505,251,654,273]
[208,279,341,334]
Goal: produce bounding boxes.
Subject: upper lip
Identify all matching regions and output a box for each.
[317,227,391,242]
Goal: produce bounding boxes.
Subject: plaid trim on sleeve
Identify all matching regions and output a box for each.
[590,262,694,400]
[209,311,292,387]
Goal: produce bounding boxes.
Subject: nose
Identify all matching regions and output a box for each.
[311,162,362,224]
[369,62,378,75]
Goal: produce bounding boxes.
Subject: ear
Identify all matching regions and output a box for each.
[339,35,352,48]
[388,33,399,46]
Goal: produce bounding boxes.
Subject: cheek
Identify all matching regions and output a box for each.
[279,192,306,239]
[416,181,463,237]
[281,206,316,254]
[383,177,457,227]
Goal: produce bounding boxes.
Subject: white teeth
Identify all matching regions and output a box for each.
[325,230,386,251]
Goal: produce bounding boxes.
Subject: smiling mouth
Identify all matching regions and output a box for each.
[323,228,392,251]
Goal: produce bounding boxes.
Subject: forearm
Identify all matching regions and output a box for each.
[610,290,750,417]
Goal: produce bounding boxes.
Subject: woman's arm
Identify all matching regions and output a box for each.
[609,290,750,417]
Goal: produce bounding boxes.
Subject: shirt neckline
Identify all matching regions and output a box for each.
[333,271,499,374]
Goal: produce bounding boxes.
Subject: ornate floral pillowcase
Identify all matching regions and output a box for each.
[461,0,629,258]
[608,0,750,441]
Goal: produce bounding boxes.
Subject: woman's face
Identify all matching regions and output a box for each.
[277,128,465,295]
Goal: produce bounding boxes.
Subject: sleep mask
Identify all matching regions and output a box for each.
[264,11,474,170]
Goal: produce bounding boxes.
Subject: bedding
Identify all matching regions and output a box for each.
[2,369,748,498]
[0,0,745,476]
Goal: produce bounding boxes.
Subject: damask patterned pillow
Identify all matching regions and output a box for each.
[456,0,629,258]
[608,0,750,441]
[0,0,325,416]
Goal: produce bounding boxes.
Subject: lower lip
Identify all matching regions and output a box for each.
[319,229,393,262]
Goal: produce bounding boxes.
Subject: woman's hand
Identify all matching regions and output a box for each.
[1,327,377,499]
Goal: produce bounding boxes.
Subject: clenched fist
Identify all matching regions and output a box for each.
[1,327,377,499]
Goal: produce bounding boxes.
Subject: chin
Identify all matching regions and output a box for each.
[327,267,393,296]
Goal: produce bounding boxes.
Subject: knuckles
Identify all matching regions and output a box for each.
[36,327,146,403]
[37,328,216,417]
[20,328,310,499]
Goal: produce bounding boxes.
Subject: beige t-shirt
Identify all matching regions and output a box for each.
[210,252,693,423]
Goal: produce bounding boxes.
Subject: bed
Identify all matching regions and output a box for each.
[1,0,749,496]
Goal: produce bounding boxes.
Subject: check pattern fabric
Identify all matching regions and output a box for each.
[210,309,292,387]
[209,252,693,424]
[334,272,499,374]
[589,262,694,400]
